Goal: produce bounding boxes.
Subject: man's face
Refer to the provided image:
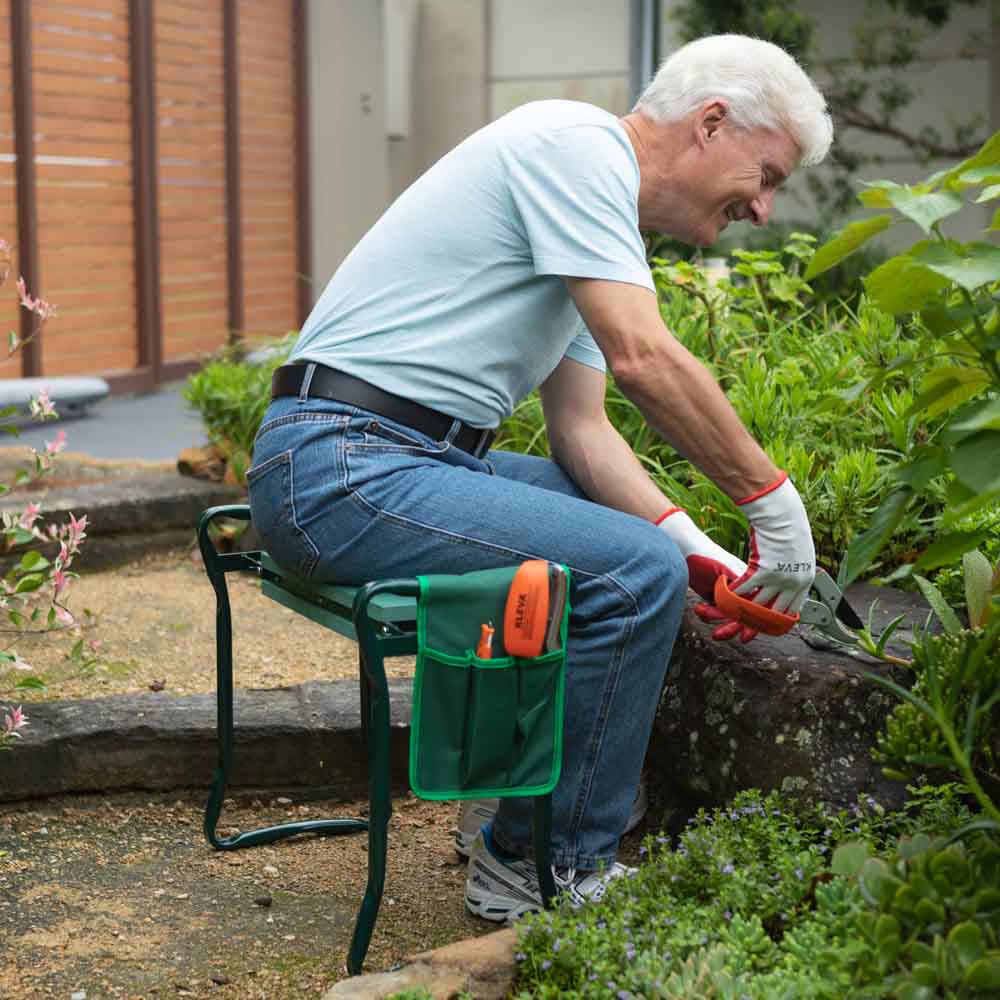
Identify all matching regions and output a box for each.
[644,111,800,246]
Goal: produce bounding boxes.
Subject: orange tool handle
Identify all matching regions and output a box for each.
[713,576,799,636]
[476,622,495,659]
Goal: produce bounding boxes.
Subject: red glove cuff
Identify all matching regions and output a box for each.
[736,471,788,506]
[653,506,685,526]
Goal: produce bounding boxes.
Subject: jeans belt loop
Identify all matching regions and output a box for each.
[444,417,463,445]
[473,429,493,458]
[297,363,317,403]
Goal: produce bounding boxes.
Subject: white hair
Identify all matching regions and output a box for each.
[634,34,833,167]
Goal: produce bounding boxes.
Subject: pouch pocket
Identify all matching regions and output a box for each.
[409,646,563,799]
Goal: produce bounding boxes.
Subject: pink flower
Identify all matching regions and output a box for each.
[0,238,10,254]
[52,568,68,597]
[19,502,41,531]
[29,388,56,420]
[65,512,87,552]
[45,430,66,456]
[10,654,32,671]
[16,277,58,321]
[2,704,28,736]
[54,606,74,626]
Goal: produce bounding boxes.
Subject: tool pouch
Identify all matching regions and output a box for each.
[409,564,569,800]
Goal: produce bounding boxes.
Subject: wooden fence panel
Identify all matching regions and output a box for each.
[0,0,22,379]
[0,1,303,385]
[237,0,298,343]
[155,0,229,362]
[31,0,138,376]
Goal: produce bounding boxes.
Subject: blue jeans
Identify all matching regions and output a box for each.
[247,389,687,871]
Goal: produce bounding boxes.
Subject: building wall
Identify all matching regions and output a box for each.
[305,0,999,296]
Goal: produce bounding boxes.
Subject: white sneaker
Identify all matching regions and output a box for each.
[464,827,636,924]
[454,778,649,859]
[455,798,500,858]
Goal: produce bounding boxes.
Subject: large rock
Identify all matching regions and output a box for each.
[323,928,517,1000]
[651,583,928,811]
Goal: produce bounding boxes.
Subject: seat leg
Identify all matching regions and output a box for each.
[202,542,366,851]
[533,793,557,906]
[347,641,393,975]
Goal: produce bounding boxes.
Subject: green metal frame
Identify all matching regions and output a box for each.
[197,503,556,975]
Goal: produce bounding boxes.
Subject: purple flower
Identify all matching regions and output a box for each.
[720,863,735,875]
[515,952,526,962]
[540,959,551,971]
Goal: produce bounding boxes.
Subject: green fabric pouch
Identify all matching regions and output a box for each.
[409,564,570,801]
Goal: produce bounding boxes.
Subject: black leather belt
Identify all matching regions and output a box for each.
[271,363,497,458]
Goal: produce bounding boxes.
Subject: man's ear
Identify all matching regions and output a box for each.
[697,100,729,146]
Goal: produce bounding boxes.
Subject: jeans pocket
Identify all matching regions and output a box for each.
[247,450,319,578]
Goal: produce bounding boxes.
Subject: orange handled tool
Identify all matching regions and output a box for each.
[713,575,799,636]
[504,560,551,657]
[476,621,495,659]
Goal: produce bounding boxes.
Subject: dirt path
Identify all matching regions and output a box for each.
[3,546,412,703]
[0,790,482,999]
[1,788,650,999]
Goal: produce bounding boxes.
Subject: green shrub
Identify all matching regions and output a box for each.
[497,235,942,582]
[511,788,996,999]
[182,336,293,484]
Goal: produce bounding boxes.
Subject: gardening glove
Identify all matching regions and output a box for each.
[656,506,757,642]
[696,473,816,641]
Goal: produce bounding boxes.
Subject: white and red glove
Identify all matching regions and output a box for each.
[657,473,816,643]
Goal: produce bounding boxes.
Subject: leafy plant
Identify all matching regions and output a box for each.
[182,335,294,485]
[512,787,985,999]
[806,129,1000,592]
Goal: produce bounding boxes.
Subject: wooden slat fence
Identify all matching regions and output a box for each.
[0,0,307,389]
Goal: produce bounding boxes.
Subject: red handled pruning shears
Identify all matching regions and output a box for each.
[714,569,867,650]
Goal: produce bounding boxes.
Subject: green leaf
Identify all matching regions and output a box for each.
[13,573,45,594]
[944,397,1000,440]
[989,208,1000,233]
[963,956,1000,990]
[832,841,870,876]
[14,676,46,690]
[17,550,49,573]
[887,187,964,234]
[947,922,986,970]
[858,180,905,208]
[913,574,962,634]
[975,183,1000,203]
[915,531,992,571]
[895,450,947,490]
[911,366,990,421]
[952,429,1000,494]
[839,490,911,589]
[959,165,1000,186]
[914,242,1000,291]
[943,131,1000,188]
[804,215,894,280]
[963,549,994,628]
[864,253,950,315]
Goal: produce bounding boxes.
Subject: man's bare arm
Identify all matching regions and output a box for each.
[539,356,676,521]
[564,276,779,501]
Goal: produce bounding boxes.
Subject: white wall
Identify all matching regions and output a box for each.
[488,0,631,118]
[307,0,388,295]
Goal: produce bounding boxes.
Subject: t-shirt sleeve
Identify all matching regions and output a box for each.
[504,123,654,291]
[563,321,607,373]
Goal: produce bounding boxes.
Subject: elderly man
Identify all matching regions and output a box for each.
[248,34,832,919]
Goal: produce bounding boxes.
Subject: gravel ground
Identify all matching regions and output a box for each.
[3,546,412,703]
[0,789,485,999]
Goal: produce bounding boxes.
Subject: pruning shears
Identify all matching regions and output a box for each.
[714,569,870,652]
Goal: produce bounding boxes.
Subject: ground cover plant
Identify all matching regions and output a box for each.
[512,786,998,999]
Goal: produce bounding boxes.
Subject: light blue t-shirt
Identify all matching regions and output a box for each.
[292,100,654,429]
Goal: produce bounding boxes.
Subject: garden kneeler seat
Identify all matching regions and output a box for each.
[197,503,567,976]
